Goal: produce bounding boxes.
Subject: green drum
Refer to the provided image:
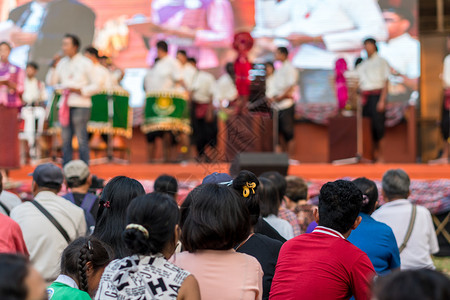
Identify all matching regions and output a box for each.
[47,91,62,133]
[88,90,132,138]
[141,92,191,134]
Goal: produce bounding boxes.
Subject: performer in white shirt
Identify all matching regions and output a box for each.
[144,41,184,162]
[23,62,47,105]
[378,7,419,103]
[176,49,196,92]
[83,47,113,91]
[254,0,387,104]
[357,38,390,162]
[438,37,450,164]
[189,58,217,161]
[266,47,297,155]
[214,62,238,108]
[50,34,98,166]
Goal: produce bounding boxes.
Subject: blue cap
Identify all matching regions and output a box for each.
[30,163,64,188]
[202,172,233,185]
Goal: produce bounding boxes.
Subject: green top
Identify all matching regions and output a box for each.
[47,282,91,300]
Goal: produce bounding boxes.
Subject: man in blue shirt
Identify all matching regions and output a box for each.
[348,177,400,275]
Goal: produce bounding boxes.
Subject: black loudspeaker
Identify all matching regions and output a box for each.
[230,152,289,177]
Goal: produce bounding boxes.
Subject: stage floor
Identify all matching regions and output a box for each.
[9,162,450,181]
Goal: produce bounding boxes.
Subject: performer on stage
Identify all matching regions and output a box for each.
[177,50,196,92]
[266,47,297,155]
[0,42,24,175]
[188,58,217,161]
[143,40,184,162]
[83,47,112,91]
[49,34,98,166]
[357,38,390,163]
[438,37,450,164]
[23,62,47,105]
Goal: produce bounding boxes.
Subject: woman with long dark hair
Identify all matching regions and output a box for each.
[95,193,200,299]
[93,176,145,259]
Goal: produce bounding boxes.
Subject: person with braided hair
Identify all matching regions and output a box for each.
[347,177,400,276]
[95,192,200,299]
[47,236,111,299]
[231,170,283,300]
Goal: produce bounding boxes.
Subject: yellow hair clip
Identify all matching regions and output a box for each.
[243,182,256,198]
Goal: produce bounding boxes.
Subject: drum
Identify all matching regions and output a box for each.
[47,90,132,138]
[46,91,62,133]
[141,92,191,135]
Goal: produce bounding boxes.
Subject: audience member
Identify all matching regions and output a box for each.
[47,237,111,299]
[347,177,401,275]
[284,175,316,233]
[63,160,99,233]
[96,192,200,299]
[93,176,145,259]
[270,180,375,300]
[153,174,178,201]
[0,253,47,300]
[232,170,283,300]
[0,213,28,256]
[175,184,263,300]
[372,269,450,300]
[372,169,439,270]
[260,171,301,236]
[10,163,86,282]
[0,172,22,216]
[202,172,286,243]
[259,177,294,240]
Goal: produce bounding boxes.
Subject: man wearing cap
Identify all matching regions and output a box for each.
[63,160,99,234]
[10,163,86,283]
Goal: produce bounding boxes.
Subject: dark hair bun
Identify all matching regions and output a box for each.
[232,170,259,193]
[123,228,150,255]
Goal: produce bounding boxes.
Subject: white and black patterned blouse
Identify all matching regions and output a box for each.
[95,254,190,299]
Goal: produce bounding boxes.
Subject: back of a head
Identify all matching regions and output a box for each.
[84,46,99,59]
[260,171,287,202]
[258,177,280,217]
[318,180,363,234]
[373,269,450,300]
[277,46,289,56]
[285,176,308,203]
[60,237,111,294]
[64,33,80,49]
[153,175,178,197]
[180,184,250,252]
[352,177,378,214]
[232,170,260,226]
[382,169,410,200]
[0,254,29,300]
[123,193,180,255]
[156,40,168,53]
[93,176,145,258]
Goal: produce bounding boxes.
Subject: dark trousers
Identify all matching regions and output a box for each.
[363,94,385,143]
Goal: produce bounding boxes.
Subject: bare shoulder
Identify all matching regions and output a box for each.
[177,274,201,300]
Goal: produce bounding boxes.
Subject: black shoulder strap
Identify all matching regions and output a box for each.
[30,200,71,244]
[0,201,10,216]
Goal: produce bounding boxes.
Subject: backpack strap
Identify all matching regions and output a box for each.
[30,200,71,244]
[62,193,75,204]
[80,193,97,213]
[399,204,417,254]
[0,201,10,216]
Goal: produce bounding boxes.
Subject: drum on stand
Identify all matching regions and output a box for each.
[141,92,191,135]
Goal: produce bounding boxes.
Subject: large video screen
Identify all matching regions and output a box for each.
[0,0,418,107]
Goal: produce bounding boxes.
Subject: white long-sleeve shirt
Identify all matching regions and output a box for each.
[270,0,388,70]
[443,54,450,89]
[50,53,97,107]
[144,55,183,93]
[357,53,390,91]
[191,70,215,104]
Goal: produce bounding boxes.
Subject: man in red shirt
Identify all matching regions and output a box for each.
[0,214,28,256]
[270,180,375,300]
